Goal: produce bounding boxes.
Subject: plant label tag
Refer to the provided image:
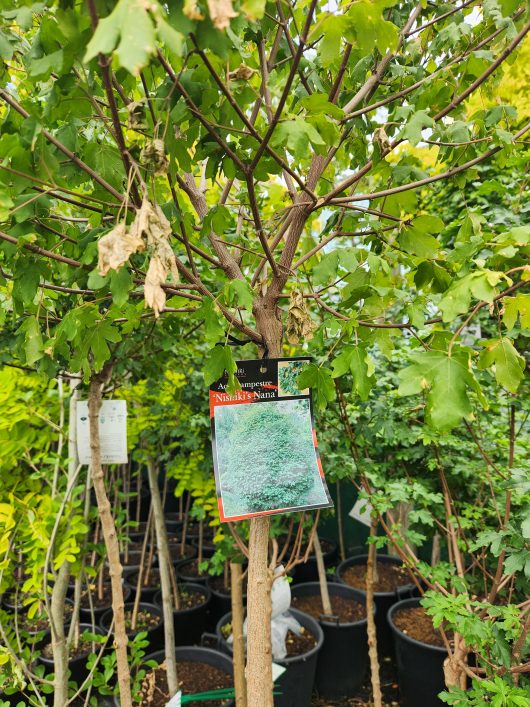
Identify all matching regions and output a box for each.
[272,663,287,682]
[209,357,333,522]
[76,400,128,465]
[271,565,290,618]
[165,691,182,707]
[349,498,373,527]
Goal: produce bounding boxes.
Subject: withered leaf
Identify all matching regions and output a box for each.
[206,0,237,30]
[127,100,148,131]
[144,256,168,318]
[140,138,169,176]
[97,223,145,276]
[183,0,204,21]
[286,289,315,344]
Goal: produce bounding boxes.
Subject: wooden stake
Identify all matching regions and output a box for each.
[313,531,333,616]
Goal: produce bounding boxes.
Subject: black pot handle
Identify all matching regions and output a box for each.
[201,632,221,649]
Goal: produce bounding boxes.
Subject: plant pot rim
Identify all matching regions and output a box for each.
[216,607,324,665]
[99,601,163,634]
[153,582,211,614]
[336,554,416,598]
[38,623,106,666]
[387,597,448,654]
[291,581,373,628]
[207,577,247,600]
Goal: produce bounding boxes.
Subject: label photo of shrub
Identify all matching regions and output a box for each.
[213,398,331,520]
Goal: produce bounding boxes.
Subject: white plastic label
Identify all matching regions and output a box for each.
[76,400,128,465]
[165,691,182,707]
[271,565,290,619]
[272,663,287,682]
[349,498,373,527]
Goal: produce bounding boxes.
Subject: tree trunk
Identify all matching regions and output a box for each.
[146,457,178,694]
[231,562,247,707]
[367,521,382,707]
[245,300,282,707]
[88,374,133,707]
[246,516,273,707]
[313,531,332,616]
[50,375,79,707]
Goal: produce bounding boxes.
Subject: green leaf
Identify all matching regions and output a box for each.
[346,0,399,55]
[401,110,434,146]
[29,50,63,79]
[110,267,133,307]
[84,0,157,75]
[157,18,184,55]
[438,272,502,322]
[22,316,43,365]
[224,279,254,310]
[0,30,14,60]
[331,345,374,400]
[399,226,440,259]
[503,293,530,331]
[297,364,336,411]
[273,118,326,157]
[478,338,525,393]
[399,350,485,431]
[204,346,240,394]
[0,191,14,221]
[195,298,224,345]
[241,0,266,21]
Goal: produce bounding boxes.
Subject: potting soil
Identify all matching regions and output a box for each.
[139,660,232,707]
[291,593,366,623]
[341,562,411,593]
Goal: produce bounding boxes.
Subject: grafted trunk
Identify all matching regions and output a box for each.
[88,374,132,707]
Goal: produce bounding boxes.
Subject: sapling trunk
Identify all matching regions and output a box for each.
[131,508,152,630]
[313,531,332,616]
[180,493,191,557]
[198,519,204,574]
[88,374,132,707]
[246,516,273,707]
[224,560,229,592]
[230,562,247,707]
[50,375,79,707]
[366,520,382,707]
[336,480,346,562]
[146,457,178,694]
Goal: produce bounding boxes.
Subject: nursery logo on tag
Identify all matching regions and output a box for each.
[76,400,128,465]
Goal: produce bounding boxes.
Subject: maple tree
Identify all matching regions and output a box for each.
[0,0,529,705]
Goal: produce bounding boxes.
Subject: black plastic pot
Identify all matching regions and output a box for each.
[99,602,164,650]
[216,607,323,707]
[175,558,209,585]
[79,583,131,622]
[112,646,234,706]
[124,568,162,603]
[154,582,211,646]
[207,576,247,630]
[117,550,158,574]
[291,582,371,698]
[388,598,448,706]
[38,623,107,686]
[191,536,216,557]
[337,554,417,656]
[294,537,338,584]
[168,542,198,564]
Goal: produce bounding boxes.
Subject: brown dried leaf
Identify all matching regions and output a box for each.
[97,223,145,276]
[132,197,179,315]
[127,100,147,130]
[183,0,204,20]
[140,138,169,176]
[228,64,256,81]
[206,0,237,30]
[286,289,315,344]
[144,256,167,318]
